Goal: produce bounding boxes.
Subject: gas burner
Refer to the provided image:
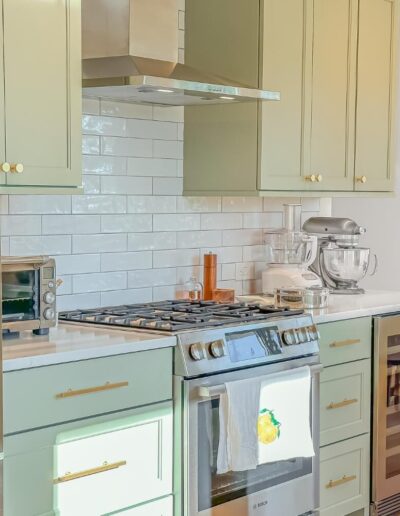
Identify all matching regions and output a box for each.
[59,300,304,333]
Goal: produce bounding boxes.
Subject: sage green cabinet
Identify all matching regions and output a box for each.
[184,0,399,196]
[0,0,82,193]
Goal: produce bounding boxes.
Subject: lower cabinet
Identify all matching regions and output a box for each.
[116,496,173,516]
[4,402,173,516]
[320,434,370,516]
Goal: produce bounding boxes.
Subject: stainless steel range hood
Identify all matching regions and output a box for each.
[82,0,280,106]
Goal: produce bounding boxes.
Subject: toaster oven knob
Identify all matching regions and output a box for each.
[43,308,56,320]
[209,339,226,358]
[43,291,55,304]
[189,343,206,361]
[282,330,297,346]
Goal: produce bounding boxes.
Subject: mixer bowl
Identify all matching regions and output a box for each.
[322,247,371,285]
[264,230,317,266]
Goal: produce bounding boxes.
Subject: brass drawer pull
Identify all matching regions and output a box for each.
[0,162,10,173]
[326,474,357,489]
[327,398,358,410]
[329,338,361,348]
[305,174,317,182]
[356,175,367,184]
[10,163,23,174]
[55,381,129,399]
[54,460,127,484]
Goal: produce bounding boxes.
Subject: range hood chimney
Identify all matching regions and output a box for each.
[82,0,280,106]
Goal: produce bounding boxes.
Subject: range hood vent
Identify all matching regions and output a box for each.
[82,0,280,106]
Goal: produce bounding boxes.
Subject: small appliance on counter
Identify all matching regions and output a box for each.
[1,256,58,337]
[303,217,378,294]
[262,204,322,294]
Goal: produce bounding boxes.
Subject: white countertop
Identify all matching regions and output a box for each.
[239,290,400,324]
[3,323,176,372]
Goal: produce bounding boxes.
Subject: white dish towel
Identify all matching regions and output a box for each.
[217,366,314,474]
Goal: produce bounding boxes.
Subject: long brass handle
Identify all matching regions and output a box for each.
[329,338,361,348]
[356,175,367,184]
[0,162,10,173]
[54,460,127,484]
[55,381,129,399]
[326,475,357,489]
[10,163,23,174]
[327,398,358,410]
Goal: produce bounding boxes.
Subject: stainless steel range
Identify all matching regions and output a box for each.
[60,301,321,516]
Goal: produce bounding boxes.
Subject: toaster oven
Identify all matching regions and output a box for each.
[2,256,57,336]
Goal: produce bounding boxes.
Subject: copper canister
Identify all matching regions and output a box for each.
[203,253,217,300]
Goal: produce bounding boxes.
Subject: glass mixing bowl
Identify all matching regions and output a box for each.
[322,247,375,285]
[264,230,317,266]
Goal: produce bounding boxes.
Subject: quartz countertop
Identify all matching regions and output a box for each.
[3,323,176,372]
[238,290,400,324]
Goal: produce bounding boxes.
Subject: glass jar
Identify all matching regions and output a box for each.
[183,277,203,301]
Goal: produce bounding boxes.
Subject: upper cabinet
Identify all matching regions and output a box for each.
[0,0,82,193]
[184,0,399,196]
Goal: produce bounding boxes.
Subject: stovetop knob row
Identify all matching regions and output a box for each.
[282,325,319,346]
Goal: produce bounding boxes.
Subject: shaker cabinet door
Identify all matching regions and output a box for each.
[354,0,398,192]
[2,0,81,188]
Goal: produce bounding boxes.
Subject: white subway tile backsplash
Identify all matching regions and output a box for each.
[56,254,101,275]
[243,245,265,262]
[263,197,300,212]
[153,140,183,159]
[101,176,152,195]
[243,212,282,229]
[58,293,101,311]
[100,288,153,306]
[154,214,200,232]
[73,272,127,293]
[221,263,236,281]
[153,285,179,301]
[83,155,127,176]
[153,177,183,196]
[222,197,263,213]
[43,215,100,235]
[57,275,72,295]
[102,136,152,158]
[128,195,176,214]
[82,175,101,194]
[82,115,126,137]
[101,214,152,233]
[72,195,126,214]
[201,213,242,230]
[1,237,10,255]
[100,100,153,120]
[177,197,221,213]
[82,135,100,155]
[82,97,100,115]
[73,234,127,254]
[101,251,152,272]
[153,106,184,123]
[128,232,177,251]
[126,119,177,140]
[177,230,221,248]
[1,215,41,236]
[0,196,8,215]
[10,236,71,256]
[301,197,321,212]
[9,195,71,215]
[200,246,243,264]
[128,268,176,288]
[222,229,262,246]
[153,249,200,268]
[127,158,178,177]
[178,10,185,29]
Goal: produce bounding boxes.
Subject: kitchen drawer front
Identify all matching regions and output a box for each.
[318,317,372,367]
[117,495,173,516]
[320,434,370,516]
[320,359,371,446]
[4,347,172,434]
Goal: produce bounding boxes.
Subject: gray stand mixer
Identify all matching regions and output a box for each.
[302,217,378,294]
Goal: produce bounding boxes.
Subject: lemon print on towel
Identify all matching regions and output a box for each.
[258,408,281,445]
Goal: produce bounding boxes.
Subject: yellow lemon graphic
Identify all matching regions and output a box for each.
[258,409,281,445]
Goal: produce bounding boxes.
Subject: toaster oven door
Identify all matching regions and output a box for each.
[2,269,39,324]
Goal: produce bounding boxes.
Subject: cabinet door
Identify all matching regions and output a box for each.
[309,0,358,192]
[354,0,398,192]
[258,0,313,191]
[2,0,81,187]
[115,496,173,516]
[0,3,5,186]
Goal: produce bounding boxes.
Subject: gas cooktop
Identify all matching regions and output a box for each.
[59,300,304,333]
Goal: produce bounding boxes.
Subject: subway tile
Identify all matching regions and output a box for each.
[82,115,126,137]
[201,213,242,230]
[153,249,200,268]
[10,236,71,256]
[153,285,178,301]
[178,29,185,50]
[177,231,222,248]
[126,119,177,140]
[242,279,262,295]
[178,48,185,64]
[200,246,243,264]
[128,195,176,214]
[72,195,126,214]
[73,272,127,294]
[58,293,101,311]
[101,288,153,306]
[82,97,100,115]
[263,197,300,211]
[153,106,184,123]
[178,10,185,30]
[9,195,71,214]
[82,175,101,194]
[55,254,101,275]
[222,197,263,212]
[1,215,41,236]
[243,212,282,229]
[101,136,152,157]
[56,275,72,295]
[101,214,152,233]
[153,140,183,159]
[153,214,200,232]
[177,160,183,177]
[127,158,178,177]
[1,237,10,255]
[301,198,321,212]
[153,177,183,196]
[101,100,153,120]
[235,262,256,280]
[221,263,236,281]
[43,215,100,235]
[128,268,176,288]
[0,196,9,214]
[73,234,127,254]
[176,266,203,285]
[222,229,263,246]
[83,155,127,175]
[101,176,152,195]
[82,135,100,155]
[177,197,221,213]
[101,251,152,272]
[243,245,265,262]
[177,123,184,141]
[128,232,177,251]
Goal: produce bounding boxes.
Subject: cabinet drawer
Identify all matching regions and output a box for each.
[320,434,370,516]
[320,359,371,446]
[117,495,173,516]
[319,318,371,367]
[4,348,172,434]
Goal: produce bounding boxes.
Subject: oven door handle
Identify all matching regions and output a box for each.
[198,363,323,398]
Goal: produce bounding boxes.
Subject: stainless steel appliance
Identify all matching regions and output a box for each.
[372,314,400,515]
[81,0,280,106]
[2,256,57,337]
[60,301,321,516]
[303,217,377,294]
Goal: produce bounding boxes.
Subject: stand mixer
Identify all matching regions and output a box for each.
[302,217,378,294]
[262,205,323,294]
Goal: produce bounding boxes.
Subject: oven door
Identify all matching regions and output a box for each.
[2,267,39,325]
[183,357,321,516]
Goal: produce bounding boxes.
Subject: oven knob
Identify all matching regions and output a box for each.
[209,339,226,358]
[43,308,55,320]
[298,328,309,343]
[43,291,55,304]
[189,343,206,361]
[282,330,296,346]
[308,325,320,341]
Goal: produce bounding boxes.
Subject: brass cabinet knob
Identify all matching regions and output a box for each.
[316,174,323,182]
[10,163,23,173]
[305,174,317,182]
[356,175,367,184]
[0,162,10,173]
